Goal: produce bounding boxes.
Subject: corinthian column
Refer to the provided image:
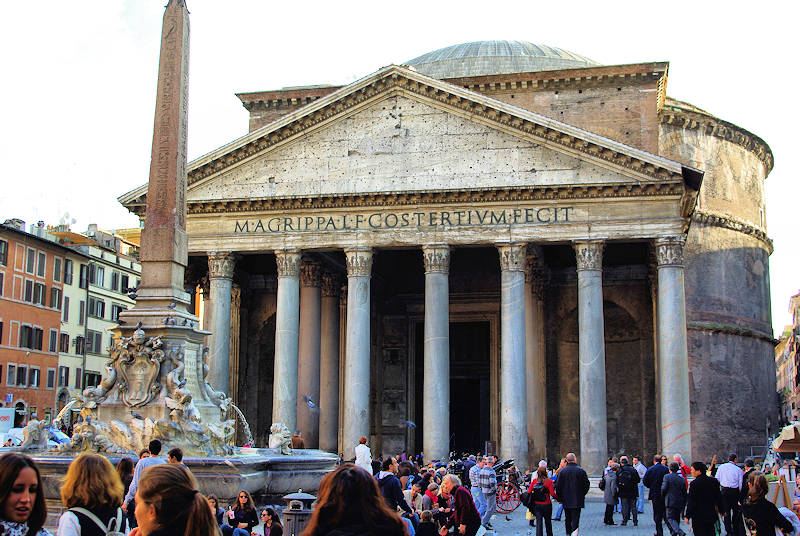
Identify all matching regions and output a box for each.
[207,252,236,395]
[422,244,450,462]
[574,240,607,474]
[297,260,322,448]
[342,247,373,459]
[319,273,341,453]
[497,243,528,467]
[273,249,301,432]
[655,236,692,458]
[525,247,547,465]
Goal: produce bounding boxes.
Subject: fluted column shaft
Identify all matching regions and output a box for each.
[497,243,529,467]
[574,240,607,474]
[207,252,236,395]
[423,245,451,462]
[525,248,547,466]
[656,236,692,458]
[273,249,301,432]
[319,273,341,453]
[342,248,373,459]
[297,260,322,448]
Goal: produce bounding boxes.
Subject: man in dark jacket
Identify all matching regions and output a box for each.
[554,452,590,536]
[661,462,688,536]
[617,456,641,526]
[377,457,414,516]
[684,461,723,536]
[643,454,670,536]
[740,458,756,505]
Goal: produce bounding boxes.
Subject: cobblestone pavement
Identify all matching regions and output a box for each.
[483,498,670,536]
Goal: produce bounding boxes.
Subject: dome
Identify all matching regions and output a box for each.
[405,40,600,79]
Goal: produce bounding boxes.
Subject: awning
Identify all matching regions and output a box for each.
[772,423,800,452]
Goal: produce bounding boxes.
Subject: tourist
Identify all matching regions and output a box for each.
[291,430,305,449]
[643,454,669,536]
[300,464,407,536]
[139,449,150,459]
[377,457,415,529]
[116,457,135,499]
[477,456,497,530]
[372,456,382,476]
[740,458,756,505]
[131,463,217,536]
[416,510,437,536]
[354,436,372,473]
[661,454,668,466]
[554,452,589,536]
[716,453,744,536]
[167,447,185,465]
[632,456,647,513]
[206,494,225,526]
[57,453,126,535]
[600,462,618,526]
[461,455,476,489]
[661,462,688,536]
[222,490,259,536]
[403,481,424,514]
[528,464,557,536]
[467,456,485,518]
[0,452,51,536]
[438,474,481,536]
[672,454,690,488]
[617,456,640,526]
[252,507,283,536]
[684,461,723,536]
[742,471,794,535]
[398,461,418,490]
[123,439,167,528]
[550,458,566,522]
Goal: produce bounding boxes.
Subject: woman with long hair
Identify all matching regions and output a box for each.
[528,464,557,536]
[115,457,135,499]
[206,494,225,526]
[741,471,794,535]
[222,489,258,536]
[0,452,51,536]
[57,453,126,535]
[301,464,407,536]
[252,507,283,536]
[131,463,217,536]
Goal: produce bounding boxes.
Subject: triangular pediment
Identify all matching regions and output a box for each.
[119,64,698,213]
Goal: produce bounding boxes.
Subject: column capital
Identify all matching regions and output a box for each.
[655,236,686,267]
[300,260,323,287]
[208,251,237,279]
[321,273,342,297]
[275,249,302,278]
[526,248,546,299]
[573,240,604,271]
[344,247,373,277]
[497,243,527,272]
[422,244,451,274]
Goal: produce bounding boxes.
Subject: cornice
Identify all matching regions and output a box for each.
[660,104,773,174]
[123,181,685,218]
[688,321,776,345]
[691,209,773,254]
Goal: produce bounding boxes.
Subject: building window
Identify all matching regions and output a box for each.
[96,266,105,287]
[23,280,33,303]
[33,328,43,350]
[58,366,68,388]
[63,258,73,285]
[88,264,96,285]
[16,365,27,387]
[111,271,119,291]
[84,372,101,388]
[58,333,69,353]
[74,368,82,389]
[78,300,85,326]
[29,368,40,388]
[88,297,105,319]
[26,249,35,274]
[111,304,125,322]
[79,264,88,289]
[46,368,55,390]
[63,296,70,322]
[87,330,103,354]
[37,252,46,277]
[33,283,46,306]
[0,271,4,297]
[75,335,85,355]
[19,325,32,349]
[50,287,62,310]
[0,320,3,345]
[48,329,57,353]
[53,257,62,282]
[0,240,7,266]
[121,274,129,292]
[6,364,15,386]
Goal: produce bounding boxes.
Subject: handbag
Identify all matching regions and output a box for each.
[520,491,531,507]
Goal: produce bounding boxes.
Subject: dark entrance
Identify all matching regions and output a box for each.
[414,320,491,457]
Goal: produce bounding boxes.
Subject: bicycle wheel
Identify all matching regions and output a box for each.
[495,481,520,513]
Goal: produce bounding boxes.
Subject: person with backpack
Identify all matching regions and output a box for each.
[617,456,641,526]
[528,465,557,536]
[57,453,127,536]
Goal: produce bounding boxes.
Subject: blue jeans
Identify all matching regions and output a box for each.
[471,486,486,517]
[481,491,496,526]
[553,502,564,519]
[637,483,646,512]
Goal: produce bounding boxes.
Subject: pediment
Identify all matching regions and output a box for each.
[120,64,699,214]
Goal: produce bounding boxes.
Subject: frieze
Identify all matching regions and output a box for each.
[422,245,451,274]
[344,248,373,277]
[208,251,236,279]
[573,240,604,271]
[300,260,322,287]
[275,249,301,278]
[655,236,685,267]
[497,243,526,272]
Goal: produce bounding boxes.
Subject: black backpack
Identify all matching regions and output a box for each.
[617,467,634,493]
[531,480,548,502]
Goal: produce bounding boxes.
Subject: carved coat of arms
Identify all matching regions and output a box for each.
[117,329,165,407]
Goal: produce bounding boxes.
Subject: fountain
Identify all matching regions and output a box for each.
[10,0,336,507]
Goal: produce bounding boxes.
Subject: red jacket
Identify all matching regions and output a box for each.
[528,478,557,504]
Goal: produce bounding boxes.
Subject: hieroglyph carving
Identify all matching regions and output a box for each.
[275,249,301,278]
[345,248,373,277]
[497,243,527,272]
[300,260,322,287]
[422,245,450,274]
[574,241,604,271]
[208,251,236,279]
[655,236,685,267]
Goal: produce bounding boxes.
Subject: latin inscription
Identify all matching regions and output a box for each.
[233,207,575,234]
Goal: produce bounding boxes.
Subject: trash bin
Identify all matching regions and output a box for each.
[282,489,316,536]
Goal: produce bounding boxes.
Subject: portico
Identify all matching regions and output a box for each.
[120,64,701,474]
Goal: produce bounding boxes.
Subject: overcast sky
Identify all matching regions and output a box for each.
[1,0,797,331]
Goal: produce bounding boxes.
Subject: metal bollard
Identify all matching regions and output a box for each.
[281,489,316,536]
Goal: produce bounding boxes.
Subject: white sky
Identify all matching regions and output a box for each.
[1,0,797,332]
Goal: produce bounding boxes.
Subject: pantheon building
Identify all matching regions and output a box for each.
[120,41,775,473]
